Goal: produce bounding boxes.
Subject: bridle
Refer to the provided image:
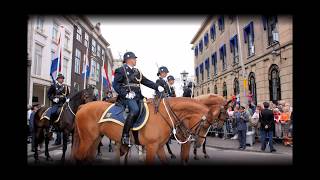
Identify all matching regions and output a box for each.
[159,97,211,144]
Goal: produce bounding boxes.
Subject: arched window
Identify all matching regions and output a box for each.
[233,78,240,95]
[223,82,227,98]
[248,72,257,105]
[214,84,218,94]
[269,64,281,102]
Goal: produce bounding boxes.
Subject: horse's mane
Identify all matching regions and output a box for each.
[69,89,86,100]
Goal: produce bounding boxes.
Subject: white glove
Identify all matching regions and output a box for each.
[66,98,70,103]
[158,86,164,92]
[125,92,135,99]
[53,98,59,103]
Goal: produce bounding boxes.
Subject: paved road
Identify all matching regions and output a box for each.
[28,136,292,166]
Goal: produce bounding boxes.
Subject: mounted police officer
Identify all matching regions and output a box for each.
[167,75,176,97]
[112,52,164,146]
[156,66,170,97]
[183,81,193,97]
[46,73,69,145]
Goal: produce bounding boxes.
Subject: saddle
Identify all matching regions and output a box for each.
[41,106,64,123]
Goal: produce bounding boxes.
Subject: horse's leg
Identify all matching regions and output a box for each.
[145,143,158,165]
[109,139,113,152]
[97,140,102,157]
[115,142,121,165]
[33,130,39,162]
[181,142,191,165]
[166,142,176,159]
[193,145,199,160]
[157,146,168,165]
[44,127,53,161]
[61,131,68,162]
[203,138,209,159]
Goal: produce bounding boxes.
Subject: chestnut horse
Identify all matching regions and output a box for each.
[32,88,94,162]
[177,93,231,164]
[71,97,215,165]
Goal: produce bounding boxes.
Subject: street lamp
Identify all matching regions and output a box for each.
[180,70,189,87]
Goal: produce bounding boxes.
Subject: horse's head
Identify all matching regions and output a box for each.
[82,87,95,104]
[193,94,232,148]
[165,98,211,148]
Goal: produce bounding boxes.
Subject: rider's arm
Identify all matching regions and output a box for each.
[141,74,159,91]
[112,68,128,97]
[47,84,55,101]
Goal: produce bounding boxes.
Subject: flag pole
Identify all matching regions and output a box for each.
[101,56,105,100]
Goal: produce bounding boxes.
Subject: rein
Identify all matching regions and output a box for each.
[160,97,208,144]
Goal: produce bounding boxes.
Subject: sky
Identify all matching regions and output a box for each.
[89,16,204,97]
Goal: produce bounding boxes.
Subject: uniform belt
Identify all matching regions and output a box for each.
[124,84,140,87]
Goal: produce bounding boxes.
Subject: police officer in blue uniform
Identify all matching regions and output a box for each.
[46,73,70,145]
[167,75,176,97]
[113,52,164,146]
[156,66,170,97]
[46,73,70,120]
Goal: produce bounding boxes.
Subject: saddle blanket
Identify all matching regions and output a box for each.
[41,106,64,123]
[98,102,149,131]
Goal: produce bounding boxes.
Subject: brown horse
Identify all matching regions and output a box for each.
[177,93,232,164]
[32,88,94,162]
[71,97,214,165]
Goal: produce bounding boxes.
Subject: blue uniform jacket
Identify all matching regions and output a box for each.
[113,64,159,101]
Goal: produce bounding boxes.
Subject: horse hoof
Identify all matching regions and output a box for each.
[46,157,53,161]
[97,152,102,156]
[204,155,210,159]
[171,155,176,159]
[34,159,40,163]
[194,156,199,160]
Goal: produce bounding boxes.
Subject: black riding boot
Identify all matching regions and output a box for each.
[121,114,135,146]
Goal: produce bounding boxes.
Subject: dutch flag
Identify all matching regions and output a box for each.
[102,62,111,90]
[50,34,62,82]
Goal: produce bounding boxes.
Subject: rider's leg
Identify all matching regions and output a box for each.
[121,100,139,145]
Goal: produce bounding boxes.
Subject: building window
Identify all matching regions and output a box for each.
[244,22,255,56]
[269,64,281,102]
[205,58,210,80]
[223,82,227,98]
[233,78,240,95]
[218,16,225,32]
[194,46,198,56]
[248,72,257,105]
[33,43,43,75]
[52,22,58,42]
[214,84,218,94]
[199,40,203,53]
[204,32,209,47]
[64,31,70,50]
[36,16,44,33]
[230,35,239,64]
[211,52,217,76]
[74,82,80,93]
[102,49,105,61]
[84,32,89,47]
[210,23,216,41]
[96,63,100,82]
[195,67,199,84]
[97,44,101,57]
[200,63,204,81]
[263,16,278,46]
[76,26,82,42]
[89,60,100,82]
[219,44,227,71]
[207,87,210,94]
[91,39,96,54]
[62,58,68,82]
[74,49,81,74]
